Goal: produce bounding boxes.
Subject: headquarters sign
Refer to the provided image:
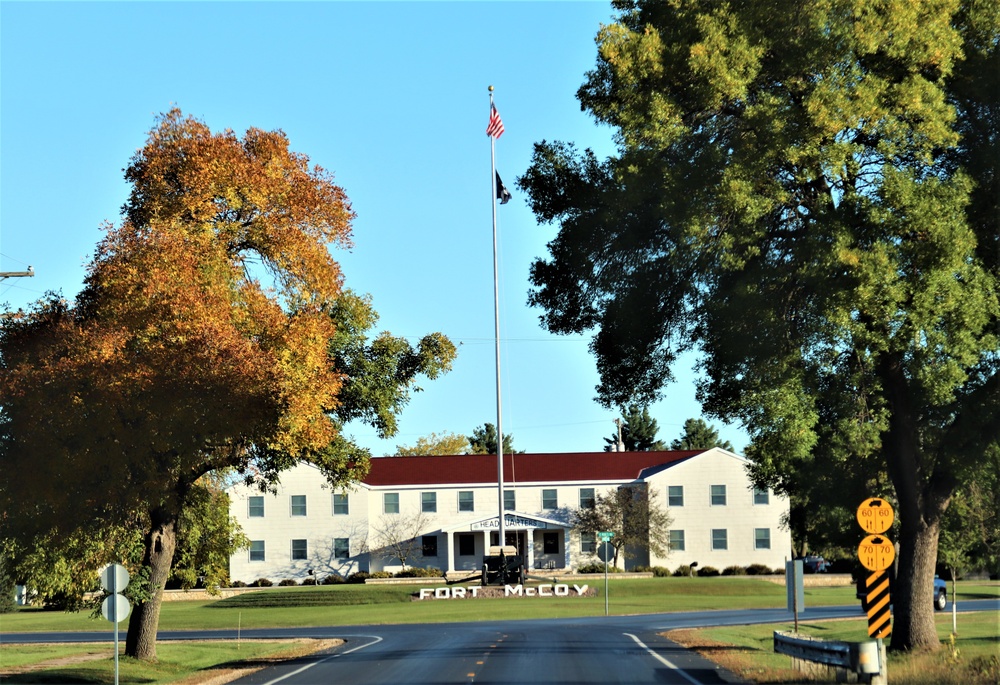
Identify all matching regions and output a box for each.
[470,514,549,530]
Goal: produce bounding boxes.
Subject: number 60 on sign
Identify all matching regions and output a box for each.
[856,498,894,534]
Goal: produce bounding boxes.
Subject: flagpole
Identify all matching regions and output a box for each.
[488,85,506,551]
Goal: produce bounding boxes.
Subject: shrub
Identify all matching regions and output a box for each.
[230,580,247,588]
[370,571,393,579]
[301,577,317,585]
[395,567,444,578]
[576,562,623,574]
[252,578,273,587]
[651,566,672,577]
[722,565,746,576]
[346,572,369,584]
[745,564,772,576]
[322,574,345,585]
[672,564,694,577]
[277,578,297,587]
[697,566,720,577]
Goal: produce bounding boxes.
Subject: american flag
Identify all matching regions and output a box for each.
[486,103,505,138]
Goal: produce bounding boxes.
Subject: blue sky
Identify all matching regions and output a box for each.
[1,1,749,456]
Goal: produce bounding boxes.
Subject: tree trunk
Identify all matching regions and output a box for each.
[890,517,941,651]
[125,511,177,660]
[880,353,949,652]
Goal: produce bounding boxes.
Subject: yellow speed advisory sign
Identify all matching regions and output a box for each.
[858,535,896,571]
[856,498,894,535]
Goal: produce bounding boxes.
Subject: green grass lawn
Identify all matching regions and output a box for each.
[672,610,1000,685]
[1,578,996,684]
[1,578,995,634]
[1,577,794,633]
[0,640,337,684]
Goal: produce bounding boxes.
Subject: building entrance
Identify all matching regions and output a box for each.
[490,530,527,559]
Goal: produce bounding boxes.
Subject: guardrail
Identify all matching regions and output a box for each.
[774,631,886,685]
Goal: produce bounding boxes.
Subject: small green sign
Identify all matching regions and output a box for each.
[597,531,615,541]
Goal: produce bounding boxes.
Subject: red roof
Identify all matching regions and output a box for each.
[362,451,703,487]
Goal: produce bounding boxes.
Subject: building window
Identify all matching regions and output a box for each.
[334,538,350,560]
[755,528,771,550]
[580,532,596,554]
[542,489,558,510]
[669,530,686,551]
[579,488,596,509]
[421,491,437,513]
[291,495,307,516]
[504,489,515,511]
[711,485,727,506]
[248,496,264,518]
[753,487,770,505]
[543,532,559,554]
[333,493,349,515]
[249,540,265,562]
[712,529,728,550]
[458,491,474,512]
[383,492,399,514]
[458,534,475,556]
[422,535,438,557]
[667,485,684,507]
[291,539,308,560]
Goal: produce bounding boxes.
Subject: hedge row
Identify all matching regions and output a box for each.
[578,563,781,577]
[231,567,446,588]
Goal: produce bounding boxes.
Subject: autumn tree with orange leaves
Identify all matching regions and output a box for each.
[0,110,455,660]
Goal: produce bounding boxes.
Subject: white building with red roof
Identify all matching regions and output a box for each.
[227,448,789,583]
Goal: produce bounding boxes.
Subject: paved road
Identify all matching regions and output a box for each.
[4,601,997,685]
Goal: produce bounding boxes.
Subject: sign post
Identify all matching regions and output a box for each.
[856,498,894,640]
[100,564,131,685]
[785,559,804,632]
[597,531,615,616]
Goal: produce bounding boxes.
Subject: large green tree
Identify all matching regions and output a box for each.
[519,0,999,651]
[669,418,733,451]
[467,423,523,455]
[572,486,671,569]
[0,110,455,660]
[603,404,667,451]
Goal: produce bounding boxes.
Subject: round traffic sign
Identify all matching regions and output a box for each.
[99,564,130,593]
[856,498,894,534]
[858,534,896,571]
[101,593,131,623]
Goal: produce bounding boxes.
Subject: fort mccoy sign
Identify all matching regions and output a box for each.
[415,583,593,600]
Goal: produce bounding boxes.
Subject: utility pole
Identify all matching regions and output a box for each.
[614,418,625,452]
[0,265,34,280]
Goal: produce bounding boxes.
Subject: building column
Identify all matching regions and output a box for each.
[446,532,455,573]
[526,529,535,570]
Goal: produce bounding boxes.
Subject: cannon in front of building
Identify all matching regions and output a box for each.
[481,545,525,586]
